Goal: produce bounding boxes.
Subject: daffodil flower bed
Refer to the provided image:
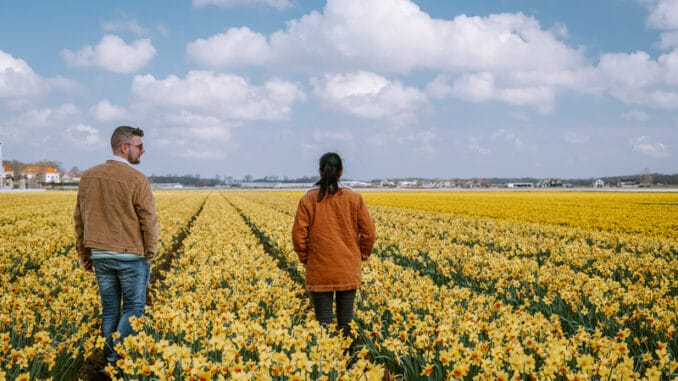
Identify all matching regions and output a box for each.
[0,191,206,380]
[1,190,676,380]
[116,193,384,380]
[233,191,677,380]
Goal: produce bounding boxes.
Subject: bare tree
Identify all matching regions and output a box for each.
[641,168,653,186]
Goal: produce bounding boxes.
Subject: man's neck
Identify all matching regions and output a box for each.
[111,154,132,166]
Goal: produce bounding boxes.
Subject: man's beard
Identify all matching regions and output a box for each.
[128,155,141,164]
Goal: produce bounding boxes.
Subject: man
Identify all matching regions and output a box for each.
[74,126,158,370]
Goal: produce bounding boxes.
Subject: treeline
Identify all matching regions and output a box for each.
[148,174,321,187]
[149,175,222,187]
[570,173,678,186]
[482,173,678,186]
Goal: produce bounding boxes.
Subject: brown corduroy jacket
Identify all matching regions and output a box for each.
[74,160,158,262]
[292,187,376,292]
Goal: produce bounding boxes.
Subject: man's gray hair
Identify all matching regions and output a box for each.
[111,126,144,152]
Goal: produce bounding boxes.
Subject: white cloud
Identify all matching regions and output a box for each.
[659,49,678,85]
[411,129,437,154]
[187,27,272,69]
[312,130,353,141]
[597,51,678,108]
[646,89,678,108]
[101,19,149,36]
[189,0,583,74]
[597,51,659,90]
[91,100,127,122]
[131,70,305,120]
[563,131,589,144]
[312,71,426,121]
[647,0,678,30]
[492,128,534,150]
[583,47,678,109]
[449,72,496,102]
[20,104,79,126]
[185,0,599,114]
[621,110,651,121]
[193,0,292,10]
[658,30,678,49]
[427,73,554,112]
[62,35,156,74]
[183,0,678,114]
[66,124,103,149]
[0,104,81,143]
[362,126,438,154]
[467,136,492,155]
[439,12,582,72]
[630,136,671,157]
[0,50,48,99]
[154,111,234,159]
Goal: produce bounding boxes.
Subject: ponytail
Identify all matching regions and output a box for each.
[315,152,343,201]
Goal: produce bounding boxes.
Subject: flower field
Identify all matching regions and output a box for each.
[1,190,676,380]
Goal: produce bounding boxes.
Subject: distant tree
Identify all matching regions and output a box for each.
[34,160,64,173]
[5,160,26,181]
[69,166,82,175]
[641,168,653,186]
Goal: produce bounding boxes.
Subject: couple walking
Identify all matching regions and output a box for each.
[74,126,376,375]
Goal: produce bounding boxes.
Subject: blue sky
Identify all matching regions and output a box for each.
[0,0,676,180]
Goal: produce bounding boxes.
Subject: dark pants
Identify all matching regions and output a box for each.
[310,289,357,338]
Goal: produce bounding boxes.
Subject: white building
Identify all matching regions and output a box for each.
[43,167,60,183]
[21,166,61,184]
[594,179,604,188]
[0,142,8,188]
[0,142,3,186]
[507,182,534,188]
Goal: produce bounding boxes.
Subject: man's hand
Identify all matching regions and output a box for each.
[80,257,93,272]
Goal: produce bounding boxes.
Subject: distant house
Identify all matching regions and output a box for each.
[240,182,314,189]
[397,180,418,188]
[342,180,370,188]
[539,178,563,187]
[152,182,184,189]
[507,182,534,188]
[378,180,396,188]
[1,163,12,187]
[618,178,639,188]
[593,179,604,188]
[43,167,60,183]
[22,166,60,183]
[21,166,39,180]
[62,172,81,183]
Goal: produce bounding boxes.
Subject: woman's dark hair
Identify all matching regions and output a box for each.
[315,152,343,201]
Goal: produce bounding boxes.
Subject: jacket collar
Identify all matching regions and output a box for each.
[110,155,132,167]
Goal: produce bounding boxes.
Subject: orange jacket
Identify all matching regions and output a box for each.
[292,187,376,292]
[74,160,158,262]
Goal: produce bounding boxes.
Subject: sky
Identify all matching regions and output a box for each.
[0,0,677,180]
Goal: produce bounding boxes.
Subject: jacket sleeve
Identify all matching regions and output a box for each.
[73,192,91,260]
[357,195,376,260]
[135,177,158,261]
[292,197,311,264]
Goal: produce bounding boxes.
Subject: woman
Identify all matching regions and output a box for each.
[292,152,376,339]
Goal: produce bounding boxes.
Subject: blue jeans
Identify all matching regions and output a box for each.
[93,257,150,364]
